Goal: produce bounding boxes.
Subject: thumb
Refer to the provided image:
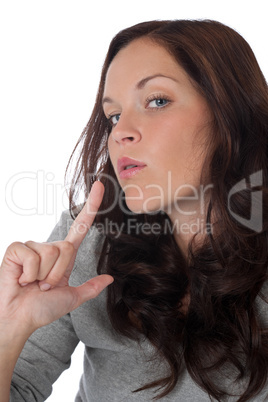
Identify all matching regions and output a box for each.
[70,274,114,310]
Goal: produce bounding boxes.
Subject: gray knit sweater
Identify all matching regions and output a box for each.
[10,211,268,401]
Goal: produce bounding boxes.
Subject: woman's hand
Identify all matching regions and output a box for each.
[0,181,113,337]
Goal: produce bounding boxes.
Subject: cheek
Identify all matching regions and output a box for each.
[107,135,116,166]
[107,134,112,156]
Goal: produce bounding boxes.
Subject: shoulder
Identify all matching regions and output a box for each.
[46,209,74,242]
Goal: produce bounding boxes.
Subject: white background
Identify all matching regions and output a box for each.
[1,1,267,400]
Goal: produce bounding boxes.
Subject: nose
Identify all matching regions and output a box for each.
[109,113,141,145]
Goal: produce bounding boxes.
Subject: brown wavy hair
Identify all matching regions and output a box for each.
[67,20,268,400]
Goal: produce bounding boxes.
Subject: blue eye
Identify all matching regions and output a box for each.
[108,114,120,127]
[147,97,170,109]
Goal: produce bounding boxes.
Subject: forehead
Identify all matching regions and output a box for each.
[104,38,187,92]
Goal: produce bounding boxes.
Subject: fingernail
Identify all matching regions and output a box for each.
[40,283,51,291]
[20,283,28,287]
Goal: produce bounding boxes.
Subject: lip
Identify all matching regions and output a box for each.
[117,157,146,180]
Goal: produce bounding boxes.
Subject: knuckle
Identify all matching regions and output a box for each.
[60,241,75,255]
[24,240,35,248]
[46,271,63,285]
[27,252,40,265]
[7,241,23,251]
[23,253,41,282]
[44,244,60,259]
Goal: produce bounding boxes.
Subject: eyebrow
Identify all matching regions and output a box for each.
[102,73,178,106]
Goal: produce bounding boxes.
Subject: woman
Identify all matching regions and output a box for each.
[1,19,268,401]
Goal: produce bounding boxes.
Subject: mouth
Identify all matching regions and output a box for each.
[117,157,146,179]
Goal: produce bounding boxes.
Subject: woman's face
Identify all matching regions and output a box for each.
[103,38,212,216]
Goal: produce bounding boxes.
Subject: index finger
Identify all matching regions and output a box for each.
[65,181,104,249]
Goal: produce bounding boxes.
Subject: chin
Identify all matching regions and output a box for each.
[124,198,162,215]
